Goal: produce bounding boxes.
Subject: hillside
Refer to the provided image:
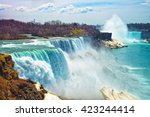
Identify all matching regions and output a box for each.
[0,19,101,40]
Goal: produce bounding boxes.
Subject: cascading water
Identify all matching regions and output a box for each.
[12,48,70,89]
[128,31,141,40]
[48,47,141,99]
[50,37,86,53]
[0,37,89,54]
[0,33,145,99]
[127,31,142,42]
[11,44,141,99]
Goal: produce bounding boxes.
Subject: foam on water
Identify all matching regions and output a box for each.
[46,47,141,99]
[12,49,70,88]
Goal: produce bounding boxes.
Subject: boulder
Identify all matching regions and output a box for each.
[100,87,137,100]
[34,82,61,100]
[102,39,127,49]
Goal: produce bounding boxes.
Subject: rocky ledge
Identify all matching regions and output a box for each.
[100,87,137,100]
[0,54,60,100]
[102,39,127,49]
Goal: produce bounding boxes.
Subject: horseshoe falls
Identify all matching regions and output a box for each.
[0,35,150,99]
[127,31,142,43]
[128,31,141,40]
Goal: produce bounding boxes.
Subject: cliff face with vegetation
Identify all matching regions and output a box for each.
[0,19,100,40]
[0,54,46,100]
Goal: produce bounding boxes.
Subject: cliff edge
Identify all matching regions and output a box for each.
[0,54,46,100]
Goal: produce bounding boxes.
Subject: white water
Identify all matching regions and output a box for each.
[48,47,140,99]
[13,56,56,87]
[102,15,142,43]
[7,36,141,99]
[102,14,128,41]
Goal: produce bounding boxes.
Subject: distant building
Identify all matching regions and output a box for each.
[94,32,112,41]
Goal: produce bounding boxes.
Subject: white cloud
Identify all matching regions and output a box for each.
[145,0,150,3]
[16,2,55,12]
[15,6,28,12]
[0,4,12,10]
[142,0,150,5]
[59,5,75,13]
[79,7,93,13]
[33,2,54,11]
[59,4,93,14]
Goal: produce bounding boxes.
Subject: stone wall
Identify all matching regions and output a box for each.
[95,32,112,41]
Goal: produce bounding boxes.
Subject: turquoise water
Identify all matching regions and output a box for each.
[128,31,141,40]
[0,36,150,99]
[112,43,150,99]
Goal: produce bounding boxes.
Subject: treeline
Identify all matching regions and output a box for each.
[127,23,150,31]
[0,19,100,40]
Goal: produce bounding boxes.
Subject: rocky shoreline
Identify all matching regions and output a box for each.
[100,87,137,100]
[102,39,127,49]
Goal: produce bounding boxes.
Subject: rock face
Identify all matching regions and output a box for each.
[0,77,46,100]
[100,87,137,100]
[0,53,61,100]
[102,39,127,49]
[0,54,46,100]
[142,31,150,40]
[0,54,18,79]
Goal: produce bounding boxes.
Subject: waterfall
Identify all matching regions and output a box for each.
[7,37,141,99]
[49,37,89,53]
[48,47,140,99]
[128,31,141,40]
[12,48,69,89]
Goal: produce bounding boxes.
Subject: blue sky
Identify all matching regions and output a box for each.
[0,0,150,24]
